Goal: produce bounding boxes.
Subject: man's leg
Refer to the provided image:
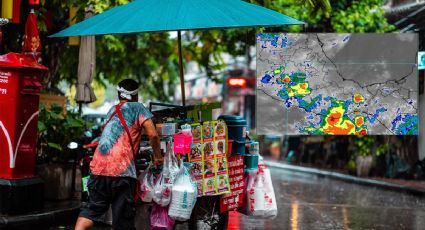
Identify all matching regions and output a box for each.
[74,217,94,230]
[76,175,111,230]
[111,177,137,230]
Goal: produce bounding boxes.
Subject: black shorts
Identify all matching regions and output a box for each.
[79,175,137,230]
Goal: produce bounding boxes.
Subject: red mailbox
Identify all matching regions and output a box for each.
[0,52,47,179]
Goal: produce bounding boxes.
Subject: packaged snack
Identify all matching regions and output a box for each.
[203,142,214,158]
[215,121,226,137]
[191,125,202,141]
[202,123,213,139]
[216,157,228,173]
[190,161,203,177]
[204,159,215,175]
[216,140,226,156]
[190,143,202,160]
[217,175,230,192]
[203,176,216,195]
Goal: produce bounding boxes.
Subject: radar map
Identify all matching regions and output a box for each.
[257,33,418,135]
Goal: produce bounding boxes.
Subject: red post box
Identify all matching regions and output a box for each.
[0,53,47,179]
[0,53,46,215]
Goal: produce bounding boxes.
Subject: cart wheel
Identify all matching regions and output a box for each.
[188,196,228,230]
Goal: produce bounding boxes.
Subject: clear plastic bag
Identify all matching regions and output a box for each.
[139,165,155,203]
[163,142,180,183]
[150,204,175,230]
[153,172,172,207]
[152,143,179,206]
[168,162,198,221]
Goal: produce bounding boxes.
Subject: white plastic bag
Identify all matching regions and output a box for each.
[263,168,277,218]
[168,162,197,221]
[152,142,179,206]
[246,166,277,219]
[153,172,173,207]
[139,165,155,203]
[247,172,265,216]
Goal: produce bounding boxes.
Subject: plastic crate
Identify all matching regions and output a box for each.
[156,123,176,136]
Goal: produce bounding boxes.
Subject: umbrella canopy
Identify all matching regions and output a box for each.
[51,0,304,36]
[75,6,97,104]
[51,0,304,105]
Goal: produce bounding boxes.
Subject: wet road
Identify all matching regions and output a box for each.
[55,167,425,229]
[234,167,425,230]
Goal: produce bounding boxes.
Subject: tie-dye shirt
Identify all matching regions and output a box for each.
[90,102,153,179]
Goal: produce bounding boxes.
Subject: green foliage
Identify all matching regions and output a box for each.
[376,138,392,156]
[3,0,178,102]
[347,159,356,171]
[353,136,375,157]
[332,0,396,32]
[210,0,396,74]
[37,103,86,163]
[301,0,331,17]
[2,0,397,101]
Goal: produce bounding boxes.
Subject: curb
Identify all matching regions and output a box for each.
[265,161,425,197]
[0,202,80,228]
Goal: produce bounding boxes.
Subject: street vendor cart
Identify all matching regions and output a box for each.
[140,102,251,230]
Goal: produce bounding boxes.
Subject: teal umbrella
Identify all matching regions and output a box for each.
[51,0,304,105]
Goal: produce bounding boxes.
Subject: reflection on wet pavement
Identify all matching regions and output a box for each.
[290,200,298,230]
[54,167,425,229]
[235,167,425,230]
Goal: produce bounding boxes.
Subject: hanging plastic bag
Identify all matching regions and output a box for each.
[238,168,257,215]
[153,172,173,207]
[262,168,277,218]
[247,171,265,217]
[139,165,155,203]
[168,162,198,221]
[150,204,175,230]
[163,142,180,183]
[245,165,277,219]
[153,143,179,206]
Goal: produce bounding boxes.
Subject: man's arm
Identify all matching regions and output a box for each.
[143,119,163,165]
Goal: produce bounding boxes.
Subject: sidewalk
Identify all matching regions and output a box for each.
[265,160,425,196]
[0,200,80,229]
[369,177,425,191]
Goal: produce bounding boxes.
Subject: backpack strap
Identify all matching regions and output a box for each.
[102,102,136,158]
[115,104,137,158]
[102,102,124,130]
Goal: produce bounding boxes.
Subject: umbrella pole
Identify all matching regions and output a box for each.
[178,30,186,106]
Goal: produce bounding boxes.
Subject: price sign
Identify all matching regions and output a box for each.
[220,156,245,213]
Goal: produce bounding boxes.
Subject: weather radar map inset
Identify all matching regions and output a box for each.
[257,33,418,135]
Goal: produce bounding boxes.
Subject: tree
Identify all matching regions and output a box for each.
[192,0,395,71]
[1,0,396,102]
[2,0,179,102]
